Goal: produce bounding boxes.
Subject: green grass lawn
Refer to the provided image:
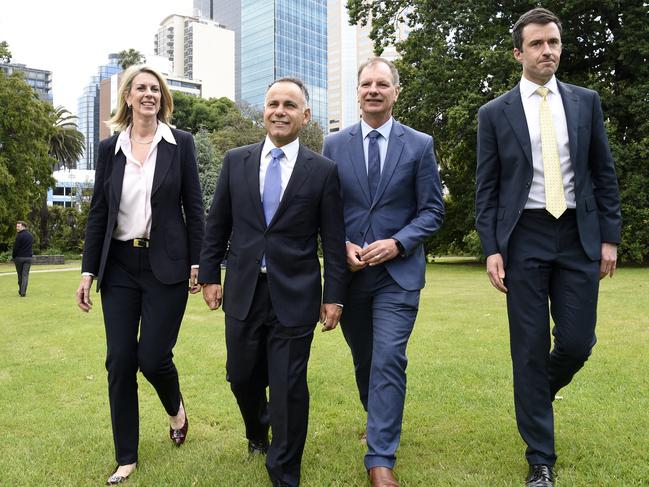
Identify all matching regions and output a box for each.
[1,263,647,486]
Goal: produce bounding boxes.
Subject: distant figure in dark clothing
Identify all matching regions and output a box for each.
[12,220,33,297]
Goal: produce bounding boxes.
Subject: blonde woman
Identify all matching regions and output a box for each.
[76,65,204,484]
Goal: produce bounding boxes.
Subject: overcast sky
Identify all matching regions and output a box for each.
[1,0,193,115]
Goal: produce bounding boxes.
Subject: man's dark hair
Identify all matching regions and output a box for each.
[267,77,310,106]
[512,8,562,51]
[16,220,28,228]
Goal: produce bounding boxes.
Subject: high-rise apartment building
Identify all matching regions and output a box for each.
[76,54,121,170]
[193,0,242,101]
[154,14,234,100]
[194,0,328,129]
[0,63,53,104]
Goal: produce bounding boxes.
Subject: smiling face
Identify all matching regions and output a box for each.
[514,22,562,85]
[357,61,400,128]
[263,81,311,147]
[126,72,161,121]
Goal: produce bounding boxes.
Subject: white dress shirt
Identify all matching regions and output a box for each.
[361,117,393,172]
[113,123,176,241]
[520,75,576,209]
[259,135,300,199]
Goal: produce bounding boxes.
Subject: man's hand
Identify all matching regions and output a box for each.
[486,253,508,293]
[600,243,618,279]
[202,283,223,310]
[320,303,342,332]
[359,238,398,266]
[189,267,201,294]
[76,275,94,312]
[346,242,367,272]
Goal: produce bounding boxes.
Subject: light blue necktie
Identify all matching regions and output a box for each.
[261,147,284,268]
[263,147,284,225]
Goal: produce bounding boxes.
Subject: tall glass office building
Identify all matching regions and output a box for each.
[195,0,328,129]
[76,54,121,170]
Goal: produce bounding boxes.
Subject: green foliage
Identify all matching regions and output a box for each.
[172,92,238,133]
[0,70,54,249]
[195,129,223,213]
[347,0,649,262]
[0,40,11,63]
[117,48,145,70]
[48,106,85,170]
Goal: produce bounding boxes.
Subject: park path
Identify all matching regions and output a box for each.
[0,267,80,277]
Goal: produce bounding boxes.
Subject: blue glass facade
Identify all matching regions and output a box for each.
[76,54,121,170]
[240,0,328,129]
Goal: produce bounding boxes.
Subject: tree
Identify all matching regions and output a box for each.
[0,41,11,63]
[172,92,238,133]
[0,71,54,249]
[117,48,145,70]
[194,129,223,213]
[48,106,85,171]
[347,0,649,262]
[37,106,85,250]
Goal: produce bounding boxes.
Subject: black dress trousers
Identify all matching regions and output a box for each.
[100,240,188,464]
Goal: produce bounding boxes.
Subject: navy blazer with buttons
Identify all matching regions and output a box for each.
[323,120,445,291]
[198,141,348,328]
[475,81,621,264]
[82,128,205,288]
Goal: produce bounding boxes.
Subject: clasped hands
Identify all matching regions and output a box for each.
[346,239,398,272]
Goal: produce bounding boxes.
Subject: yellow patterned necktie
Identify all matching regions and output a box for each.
[536,86,567,219]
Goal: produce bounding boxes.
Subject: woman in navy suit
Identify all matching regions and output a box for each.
[75,65,204,484]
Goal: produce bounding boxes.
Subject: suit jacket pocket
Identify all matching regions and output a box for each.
[165,226,188,260]
[584,195,597,212]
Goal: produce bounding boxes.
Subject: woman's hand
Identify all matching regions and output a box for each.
[189,267,202,294]
[76,275,94,312]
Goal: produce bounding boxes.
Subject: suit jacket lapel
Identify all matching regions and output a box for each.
[503,85,533,168]
[152,139,175,196]
[373,121,405,206]
[110,149,126,205]
[244,142,266,228]
[346,122,372,206]
[269,145,313,228]
[558,81,580,166]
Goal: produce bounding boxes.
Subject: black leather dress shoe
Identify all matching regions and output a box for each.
[248,438,269,455]
[526,464,553,487]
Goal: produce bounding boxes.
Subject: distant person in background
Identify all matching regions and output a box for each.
[75,65,204,485]
[12,220,33,297]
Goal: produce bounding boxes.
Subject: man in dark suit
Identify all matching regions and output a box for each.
[475,8,621,487]
[199,77,347,487]
[323,58,444,487]
[12,220,33,297]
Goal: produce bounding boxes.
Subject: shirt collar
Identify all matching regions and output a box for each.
[361,117,393,141]
[520,75,559,99]
[262,135,300,162]
[115,122,176,154]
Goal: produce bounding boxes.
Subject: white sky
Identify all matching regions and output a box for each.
[1,0,193,115]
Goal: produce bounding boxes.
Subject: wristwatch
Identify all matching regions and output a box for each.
[393,238,406,256]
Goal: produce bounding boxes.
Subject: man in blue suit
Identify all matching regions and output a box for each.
[323,57,444,487]
[475,8,621,487]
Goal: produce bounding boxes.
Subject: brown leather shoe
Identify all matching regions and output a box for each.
[368,466,400,487]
